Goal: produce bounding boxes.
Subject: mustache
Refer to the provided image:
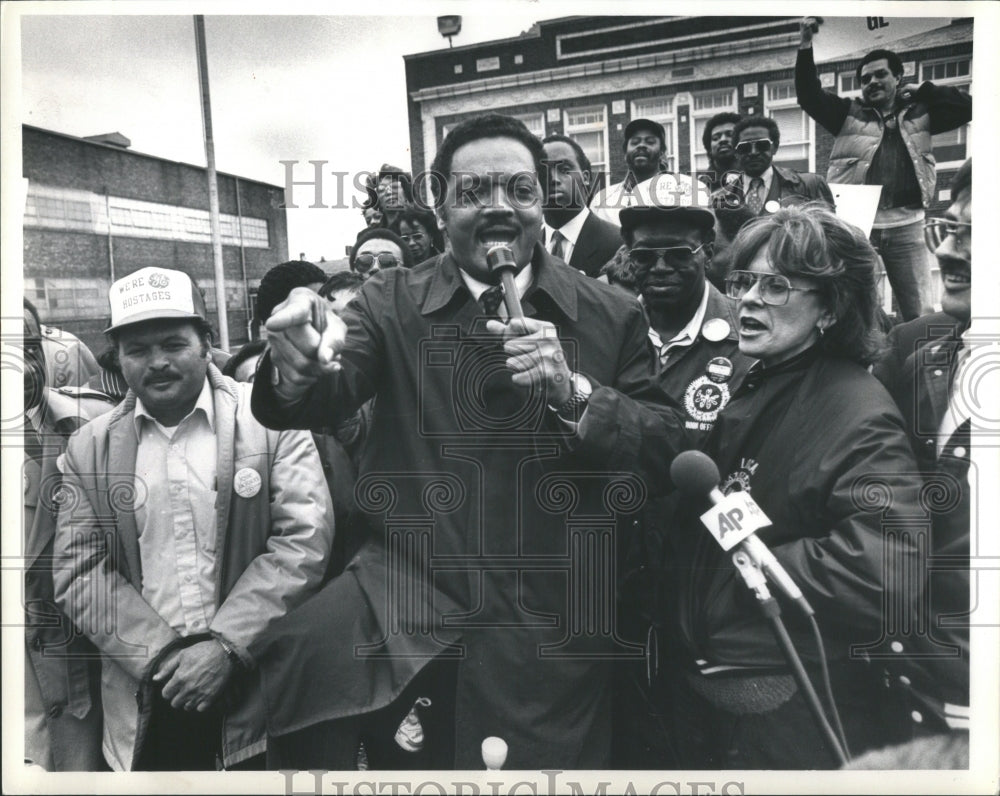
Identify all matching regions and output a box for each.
[144,372,180,384]
[937,254,970,273]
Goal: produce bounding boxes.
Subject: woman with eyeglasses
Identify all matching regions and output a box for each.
[389,207,444,266]
[662,203,924,769]
[349,227,414,278]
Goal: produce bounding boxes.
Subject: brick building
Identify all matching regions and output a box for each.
[22,125,289,352]
[404,15,972,209]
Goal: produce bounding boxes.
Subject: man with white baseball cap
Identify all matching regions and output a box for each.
[54,266,334,770]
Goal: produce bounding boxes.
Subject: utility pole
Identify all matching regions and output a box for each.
[194,15,229,350]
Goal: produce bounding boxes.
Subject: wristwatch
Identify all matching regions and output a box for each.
[214,635,244,669]
[553,372,593,421]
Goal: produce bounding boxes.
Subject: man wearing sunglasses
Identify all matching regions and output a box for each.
[730,115,834,219]
[795,16,972,321]
[620,180,752,441]
[711,115,833,284]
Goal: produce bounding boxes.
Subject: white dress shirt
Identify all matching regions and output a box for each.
[134,379,218,635]
[645,282,711,365]
[461,264,534,319]
[543,207,590,264]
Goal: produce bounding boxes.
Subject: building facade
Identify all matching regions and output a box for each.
[404,15,971,203]
[404,15,972,310]
[22,125,289,353]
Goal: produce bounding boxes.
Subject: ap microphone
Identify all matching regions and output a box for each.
[670,450,814,616]
[486,244,525,320]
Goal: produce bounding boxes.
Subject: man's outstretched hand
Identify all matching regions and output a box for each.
[265,287,347,401]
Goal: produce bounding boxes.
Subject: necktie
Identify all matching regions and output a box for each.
[746,177,764,215]
[480,285,505,318]
[550,229,566,261]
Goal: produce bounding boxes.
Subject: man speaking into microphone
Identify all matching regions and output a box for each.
[249,114,688,770]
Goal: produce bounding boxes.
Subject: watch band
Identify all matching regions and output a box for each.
[214,635,243,669]
[554,373,592,421]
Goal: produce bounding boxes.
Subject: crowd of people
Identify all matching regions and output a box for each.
[21,19,977,774]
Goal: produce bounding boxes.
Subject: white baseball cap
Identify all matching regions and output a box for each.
[105,267,208,333]
[619,173,716,234]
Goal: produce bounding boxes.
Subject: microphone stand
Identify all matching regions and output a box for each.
[730,550,850,766]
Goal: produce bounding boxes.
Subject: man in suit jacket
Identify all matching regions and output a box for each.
[874,309,960,398]
[879,158,973,756]
[711,115,835,286]
[541,134,623,278]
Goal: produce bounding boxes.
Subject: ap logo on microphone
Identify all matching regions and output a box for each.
[700,492,771,551]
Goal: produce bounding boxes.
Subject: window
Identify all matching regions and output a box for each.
[631,96,677,171]
[764,80,813,172]
[513,112,545,139]
[24,277,47,308]
[198,279,249,313]
[922,58,970,82]
[921,58,972,166]
[23,184,270,248]
[22,278,110,322]
[691,89,737,173]
[838,73,862,98]
[564,105,609,182]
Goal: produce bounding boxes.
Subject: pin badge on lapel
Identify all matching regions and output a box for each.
[701,318,730,342]
[234,468,262,498]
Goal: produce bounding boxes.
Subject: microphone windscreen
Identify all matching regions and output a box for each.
[670,449,721,495]
[486,245,517,276]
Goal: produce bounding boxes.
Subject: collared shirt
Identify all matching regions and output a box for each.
[543,207,590,264]
[937,330,976,456]
[460,264,534,320]
[741,167,774,206]
[251,245,679,769]
[134,379,218,635]
[645,283,711,365]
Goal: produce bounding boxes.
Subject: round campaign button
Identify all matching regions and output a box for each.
[233,467,262,498]
[701,318,730,342]
[706,356,734,384]
[764,199,781,214]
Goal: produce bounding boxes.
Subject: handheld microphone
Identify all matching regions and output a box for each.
[670,450,814,616]
[486,244,525,320]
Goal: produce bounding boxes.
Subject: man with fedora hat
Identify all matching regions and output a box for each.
[53,266,333,771]
[613,179,753,766]
[621,180,753,441]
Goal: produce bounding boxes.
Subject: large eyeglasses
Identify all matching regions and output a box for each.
[354,252,401,273]
[725,270,819,306]
[629,244,708,269]
[923,218,971,252]
[734,138,773,156]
